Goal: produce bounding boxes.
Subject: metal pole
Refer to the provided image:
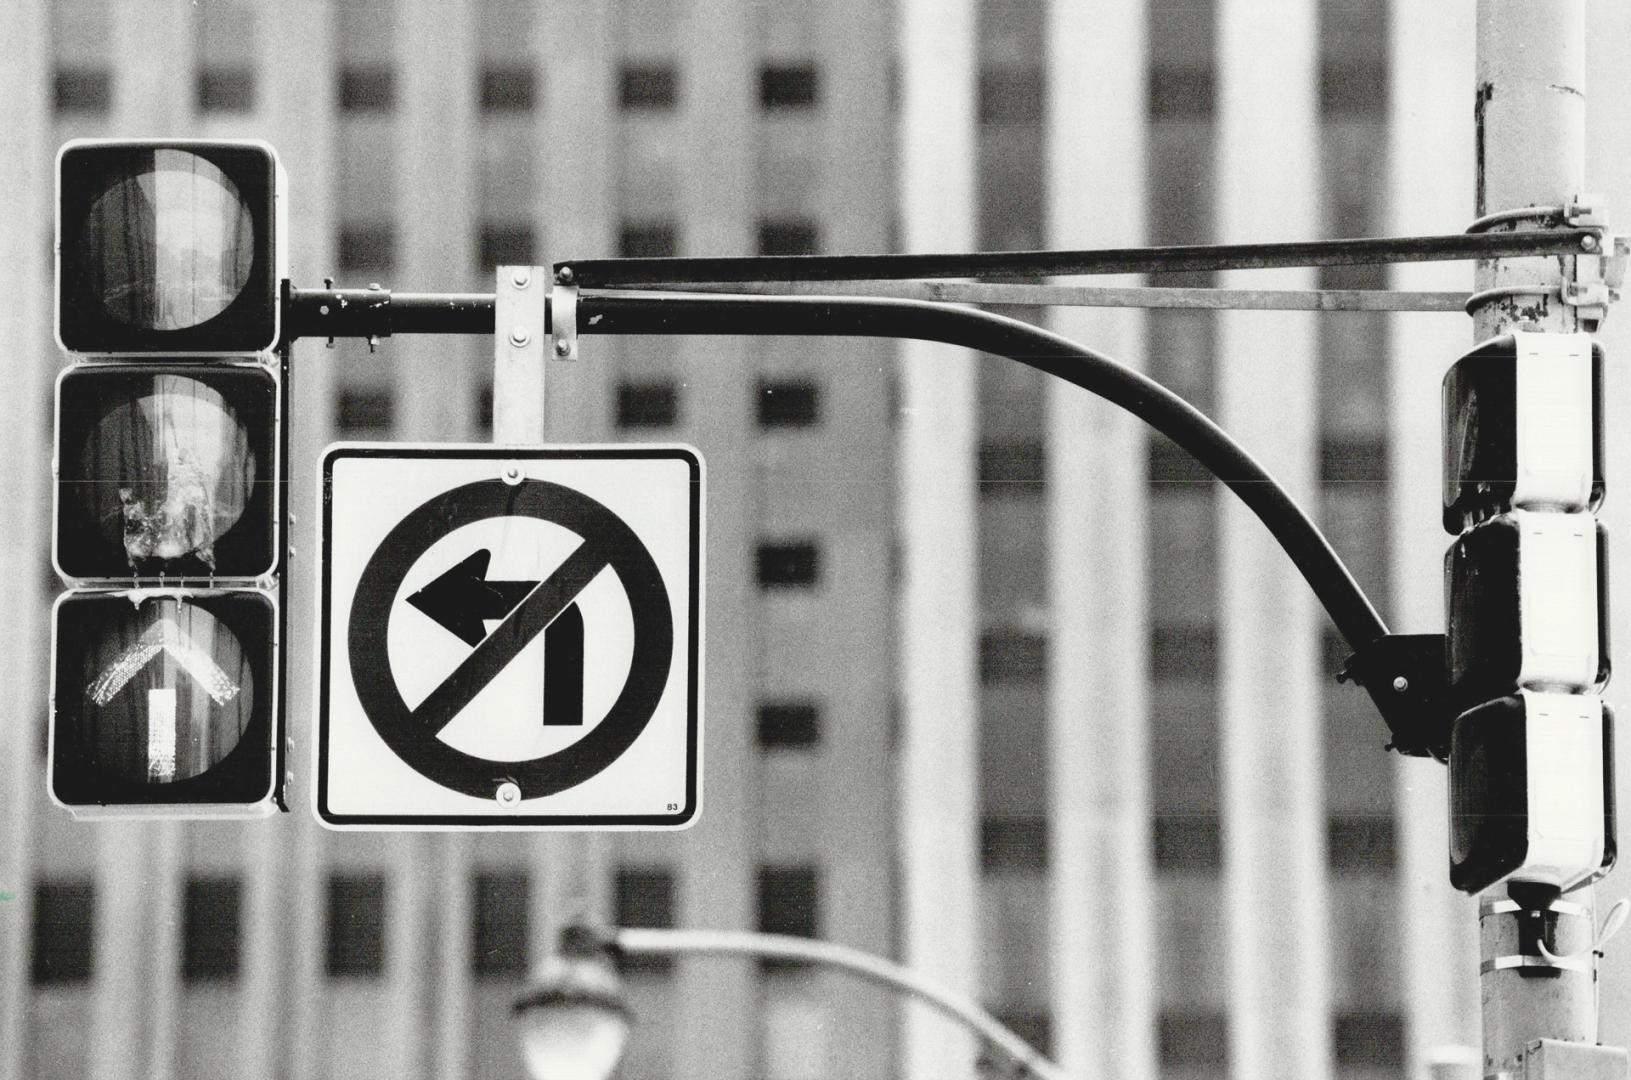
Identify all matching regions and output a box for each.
[1468,5,1611,1077]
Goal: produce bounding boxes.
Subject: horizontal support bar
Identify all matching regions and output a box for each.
[555,228,1600,287]
[283,287,495,343]
[659,280,1471,312]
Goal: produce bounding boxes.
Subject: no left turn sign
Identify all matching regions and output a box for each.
[316,445,703,828]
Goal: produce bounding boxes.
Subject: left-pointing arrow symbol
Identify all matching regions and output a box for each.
[88,616,241,707]
[406,549,541,647]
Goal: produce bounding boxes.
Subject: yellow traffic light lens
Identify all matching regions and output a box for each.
[76,149,255,332]
[75,598,255,785]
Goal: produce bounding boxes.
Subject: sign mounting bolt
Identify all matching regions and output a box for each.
[496,781,521,807]
[509,326,531,347]
[502,462,523,485]
[511,268,531,289]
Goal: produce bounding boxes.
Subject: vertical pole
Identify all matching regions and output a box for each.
[898,0,981,1078]
[1043,3,1156,1080]
[1468,2,1599,1073]
[1215,2,1330,1080]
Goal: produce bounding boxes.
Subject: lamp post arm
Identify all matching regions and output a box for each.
[614,927,1068,1080]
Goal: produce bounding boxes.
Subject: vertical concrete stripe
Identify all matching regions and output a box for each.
[1044,4,1156,1080]
[1385,2,1483,1072]
[898,2,980,1079]
[435,835,471,1080]
[1215,3,1330,1080]
[0,1,49,1076]
[672,3,758,1080]
[1584,0,1631,1052]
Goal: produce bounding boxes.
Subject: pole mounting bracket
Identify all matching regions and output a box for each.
[552,278,580,361]
[1337,633,1452,761]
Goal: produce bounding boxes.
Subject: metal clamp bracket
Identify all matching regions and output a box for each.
[552,278,580,361]
[1562,195,1624,330]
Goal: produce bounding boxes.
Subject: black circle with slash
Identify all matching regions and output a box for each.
[347,478,673,799]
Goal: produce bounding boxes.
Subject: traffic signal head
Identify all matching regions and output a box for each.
[56,139,286,355]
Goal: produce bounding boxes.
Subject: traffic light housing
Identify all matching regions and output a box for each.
[49,139,286,817]
[1442,330,1615,893]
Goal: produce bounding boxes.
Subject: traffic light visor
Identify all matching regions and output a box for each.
[57,141,282,353]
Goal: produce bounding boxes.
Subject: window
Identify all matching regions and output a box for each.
[339,65,394,112]
[756,542,820,589]
[978,442,1045,495]
[338,224,396,277]
[981,818,1047,873]
[1321,435,1388,486]
[759,63,818,109]
[336,387,395,436]
[979,630,1045,684]
[757,219,820,257]
[756,379,820,429]
[197,66,255,113]
[325,873,386,977]
[54,68,111,115]
[1159,1010,1228,1067]
[1147,436,1213,488]
[757,867,819,939]
[1148,69,1214,120]
[475,379,494,437]
[618,221,679,259]
[615,867,675,975]
[472,871,529,977]
[993,1011,1052,1057]
[481,64,537,112]
[1149,625,1217,682]
[182,876,242,982]
[978,69,1044,126]
[757,701,821,749]
[479,224,536,271]
[31,879,94,985]
[620,64,678,110]
[1328,816,1396,874]
[1153,815,1222,873]
[616,381,678,429]
[1334,1011,1405,1067]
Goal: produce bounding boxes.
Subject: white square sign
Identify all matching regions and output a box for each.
[316,445,703,828]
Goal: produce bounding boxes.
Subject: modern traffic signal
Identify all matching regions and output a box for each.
[1442,330,1614,893]
[49,139,287,817]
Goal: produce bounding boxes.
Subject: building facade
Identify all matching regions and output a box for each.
[8,2,1631,1080]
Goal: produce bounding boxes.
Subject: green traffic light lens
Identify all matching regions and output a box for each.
[76,149,256,332]
[75,597,255,785]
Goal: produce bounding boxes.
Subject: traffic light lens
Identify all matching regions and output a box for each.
[75,149,255,332]
[74,597,256,785]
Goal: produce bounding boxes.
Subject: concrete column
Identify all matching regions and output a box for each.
[1215,3,1331,1080]
[897,1,981,1079]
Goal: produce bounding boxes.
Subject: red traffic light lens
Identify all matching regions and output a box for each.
[77,149,256,332]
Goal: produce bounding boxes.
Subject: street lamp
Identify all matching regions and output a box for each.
[513,923,1068,1080]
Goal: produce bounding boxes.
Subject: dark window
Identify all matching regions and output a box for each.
[1321,435,1388,486]
[759,63,819,109]
[472,871,529,977]
[182,876,242,982]
[979,630,1046,684]
[197,66,255,113]
[1321,62,1388,118]
[1334,1011,1405,1067]
[336,387,395,435]
[338,224,396,277]
[339,65,394,112]
[1150,625,1217,681]
[31,879,94,985]
[758,867,819,938]
[981,818,1048,873]
[756,379,820,429]
[978,68,1044,126]
[616,382,678,429]
[1147,437,1213,487]
[979,442,1045,493]
[757,219,820,257]
[756,542,820,589]
[757,701,821,749]
[1159,1010,1228,1067]
[54,68,111,115]
[479,224,536,271]
[475,379,494,436]
[1153,816,1222,873]
[326,873,386,977]
[614,868,675,929]
[618,221,679,259]
[481,65,536,111]
[620,64,678,110]
[1148,70,1214,120]
[993,1011,1052,1057]
[1328,816,1396,874]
